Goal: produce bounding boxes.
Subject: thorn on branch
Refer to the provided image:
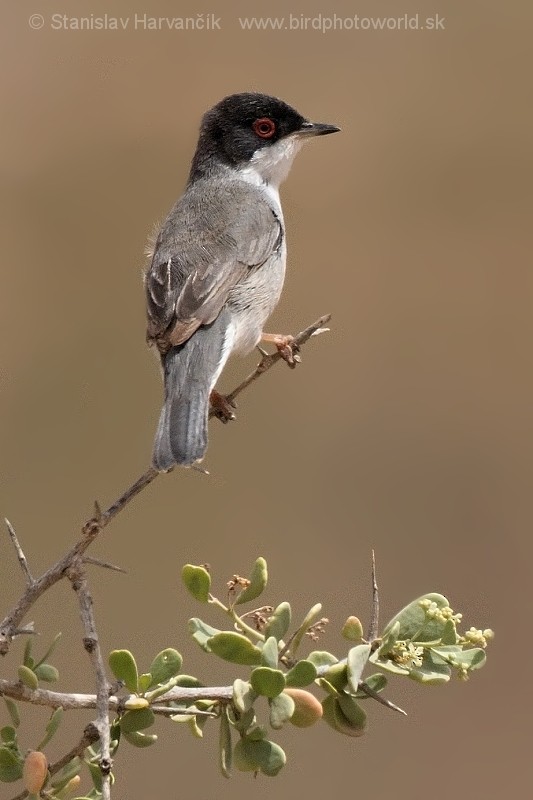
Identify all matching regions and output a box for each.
[5,519,34,586]
[368,550,379,643]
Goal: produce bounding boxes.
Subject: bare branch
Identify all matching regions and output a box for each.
[0,314,330,657]
[5,519,34,586]
[368,550,379,643]
[0,679,234,710]
[67,561,112,800]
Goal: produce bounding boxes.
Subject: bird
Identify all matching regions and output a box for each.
[144,92,340,471]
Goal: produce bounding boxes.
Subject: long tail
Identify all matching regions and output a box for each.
[152,310,233,471]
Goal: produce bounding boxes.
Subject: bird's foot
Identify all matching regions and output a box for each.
[210,390,236,424]
[261,333,301,368]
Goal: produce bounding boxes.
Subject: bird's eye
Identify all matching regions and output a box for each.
[252,117,276,138]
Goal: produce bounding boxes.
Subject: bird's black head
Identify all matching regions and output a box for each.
[189,92,339,182]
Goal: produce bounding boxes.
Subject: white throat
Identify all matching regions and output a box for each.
[239,136,303,192]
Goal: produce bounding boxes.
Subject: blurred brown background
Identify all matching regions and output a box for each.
[0,0,530,797]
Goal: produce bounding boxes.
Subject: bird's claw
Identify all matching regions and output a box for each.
[261,333,301,368]
[210,390,237,424]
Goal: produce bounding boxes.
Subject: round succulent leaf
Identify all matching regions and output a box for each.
[322,662,348,692]
[260,636,279,669]
[209,633,262,665]
[234,557,268,606]
[285,659,317,688]
[342,616,364,641]
[233,679,256,714]
[264,602,291,641]
[182,564,211,602]
[0,727,16,744]
[188,618,221,652]
[174,674,204,688]
[0,746,23,783]
[337,694,367,732]
[18,665,38,690]
[122,730,158,748]
[284,688,323,727]
[322,695,366,737]
[119,708,155,734]
[124,696,149,709]
[383,593,450,642]
[430,645,486,671]
[108,650,139,693]
[347,644,371,693]
[149,648,183,686]
[250,667,285,698]
[219,708,232,778]
[269,692,295,729]
[234,738,285,776]
[23,750,48,794]
[307,651,338,669]
[34,663,59,683]
[368,654,410,675]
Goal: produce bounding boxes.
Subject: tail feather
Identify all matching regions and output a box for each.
[152,310,232,470]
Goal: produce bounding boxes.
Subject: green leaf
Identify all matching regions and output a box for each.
[37,707,63,750]
[430,645,486,672]
[148,649,183,687]
[346,644,371,693]
[0,727,16,744]
[250,667,285,698]
[188,618,221,652]
[285,660,317,688]
[260,636,279,669]
[383,593,451,643]
[122,730,158,747]
[119,708,155,734]
[3,699,19,729]
[35,632,62,668]
[307,651,338,669]
[209,633,262,665]
[34,663,59,683]
[290,603,323,655]
[23,639,33,669]
[108,650,139,693]
[322,662,348,692]
[182,564,211,602]
[234,557,268,605]
[232,679,256,714]
[269,693,295,729]
[322,695,366,738]
[0,746,23,782]
[174,675,204,688]
[355,672,387,698]
[408,649,451,684]
[50,757,82,789]
[264,602,291,641]
[234,737,286,776]
[219,707,232,778]
[375,620,401,658]
[342,616,364,641]
[138,673,152,693]
[18,665,38,689]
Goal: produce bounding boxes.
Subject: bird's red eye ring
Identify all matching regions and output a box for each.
[252,117,276,138]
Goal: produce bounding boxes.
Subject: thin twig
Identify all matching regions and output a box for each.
[5,519,34,586]
[68,561,112,800]
[0,314,330,657]
[8,723,100,800]
[368,550,379,643]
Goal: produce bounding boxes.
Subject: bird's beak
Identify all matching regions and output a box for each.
[296,120,341,138]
